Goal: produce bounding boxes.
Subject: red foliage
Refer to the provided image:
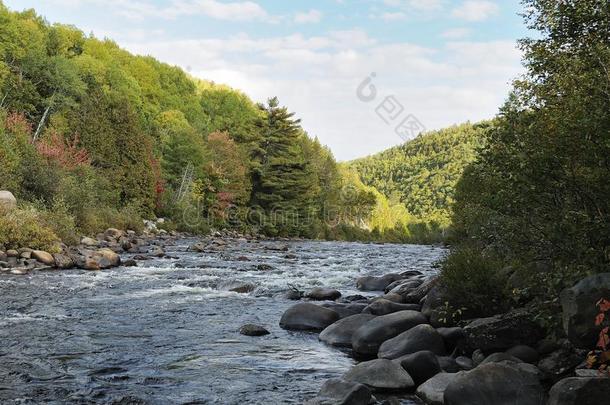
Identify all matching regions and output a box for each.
[36,130,91,170]
[4,112,33,136]
[587,297,610,376]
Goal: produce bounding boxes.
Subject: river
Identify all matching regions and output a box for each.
[0,238,445,404]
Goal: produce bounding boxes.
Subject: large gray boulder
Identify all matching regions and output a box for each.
[356,273,404,291]
[279,303,340,332]
[560,273,610,349]
[443,363,546,405]
[548,377,610,405]
[343,359,414,392]
[306,378,372,405]
[461,308,544,353]
[362,298,420,315]
[416,373,462,405]
[307,287,342,301]
[321,302,367,319]
[395,350,441,386]
[0,190,16,210]
[319,314,376,348]
[404,276,439,304]
[379,324,446,359]
[351,310,428,357]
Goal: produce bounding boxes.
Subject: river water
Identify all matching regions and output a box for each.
[0,238,445,404]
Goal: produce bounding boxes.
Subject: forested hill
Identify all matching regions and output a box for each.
[350,122,489,226]
[0,2,457,246]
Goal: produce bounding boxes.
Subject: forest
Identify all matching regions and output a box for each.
[0,1,477,249]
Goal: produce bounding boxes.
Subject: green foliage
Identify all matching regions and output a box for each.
[440,247,509,319]
[0,206,60,252]
[444,0,610,326]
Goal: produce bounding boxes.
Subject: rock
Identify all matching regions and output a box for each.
[404,276,439,304]
[31,250,55,266]
[149,246,165,257]
[321,303,367,318]
[506,345,540,364]
[53,253,74,269]
[560,273,610,349]
[307,378,372,405]
[416,373,462,405]
[219,281,256,294]
[123,259,137,267]
[94,248,121,268]
[83,257,101,270]
[190,242,206,252]
[436,327,466,352]
[455,356,473,371]
[256,263,273,271]
[381,293,404,303]
[356,274,405,291]
[395,350,441,386]
[480,352,523,365]
[284,289,303,300]
[132,254,151,261]
[104,228,124,240]
[462,308,544,353]
[471,349,485,366]
[20,250,31,259]
[388,279,424,296]
[0,190,17,210]
[319,314,376,348]
[279,303,340,332]
[379,324,446,359]
[536,339,560,355]
[306,287,342,301]
[81,237,98,247]
[443,363,546,405]
[343,359,414,392]
[437,356,461,373]
[351,310,428,357]
[548,377,610,405]
[362,298,420,315]
[6,249,18,257]
[421,285,449,327]
[10,268,27,275]
[239,324,270,336]
[537,347,584,380]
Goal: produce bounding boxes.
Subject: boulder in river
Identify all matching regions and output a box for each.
[506,345,540,364]
[306,287,342,301]
[80,236,99,247]
[239,324,270,336]
[351,310,428,357]
[279,303,340,332]
[436,327,466,353]
[416,372,462,405]
[560,272,610,349]
[362,298,420,315]
[306,378,372,405]
[0,190,17,210]
[31,250,55,266]
[343,359,414,392]
[378,324,446,359]
[443,363,546,405]
[321,303,367,318]
[319,314,376,348]
[356,273,404,291]
[548,377,610,405]
[394,350,441,386]
[461,308,544,353]
[53,253,74,269]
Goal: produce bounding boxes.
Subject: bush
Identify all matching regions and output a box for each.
[0,207,60,252]
[439,246,509,319]
[37,199,79,245]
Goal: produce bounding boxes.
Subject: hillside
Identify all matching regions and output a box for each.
[350,122,490,226]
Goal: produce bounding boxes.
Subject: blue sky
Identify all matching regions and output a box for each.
[4,0,530,160]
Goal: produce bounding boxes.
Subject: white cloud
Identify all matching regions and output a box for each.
[380,12,407,21]
[440,27,472,40]
[294,9,323,24]
[122,31,522,160]
[452,0,499,22]
[383,0,444,12]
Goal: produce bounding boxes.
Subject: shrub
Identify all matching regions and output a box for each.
[439,246,509,319]
[0,207,60,252]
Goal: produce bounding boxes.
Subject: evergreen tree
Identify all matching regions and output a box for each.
[251,97,319,236]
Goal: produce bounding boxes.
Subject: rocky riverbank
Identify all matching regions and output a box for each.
[277,271,610,404]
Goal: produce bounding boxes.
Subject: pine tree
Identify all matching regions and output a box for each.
[251,97,319,236]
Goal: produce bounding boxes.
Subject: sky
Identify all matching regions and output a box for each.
[4,0,529,160]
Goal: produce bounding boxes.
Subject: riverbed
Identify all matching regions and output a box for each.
[0,238,445,404]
